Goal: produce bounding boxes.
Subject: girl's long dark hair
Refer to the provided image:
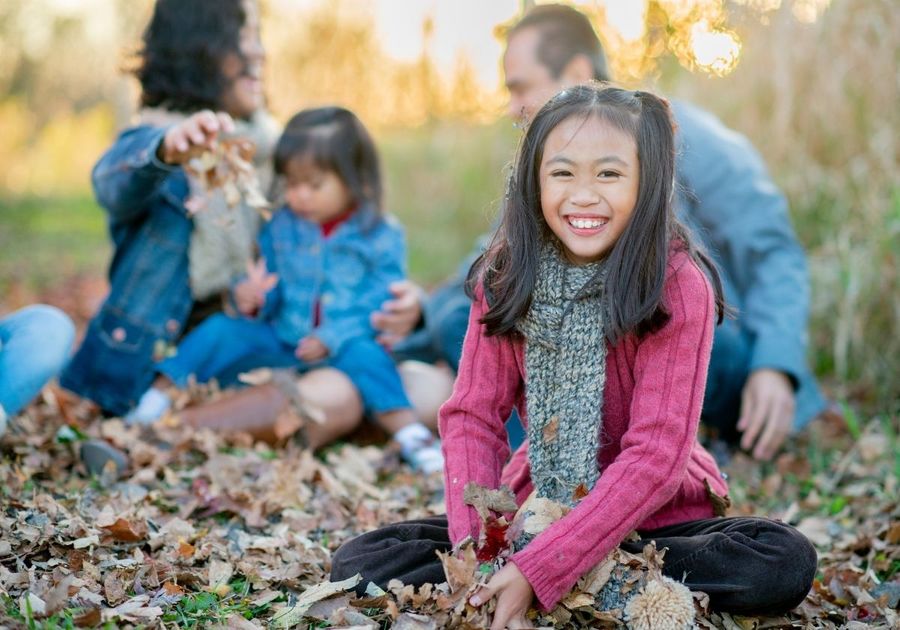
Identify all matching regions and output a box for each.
[135,0,247,113]
[274,107,383,225]
[468,83,725,341]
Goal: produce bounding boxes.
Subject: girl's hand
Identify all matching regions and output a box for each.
[296,336,329,362]
[737,368,795,460]
[158,110,235,165]
[235,259,278,315]
[469,563,534,630]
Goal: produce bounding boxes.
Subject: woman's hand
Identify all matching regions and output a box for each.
[296,336,329,362]
[158,110,235,165]
[234,259,278,316]
[469,563,534,630]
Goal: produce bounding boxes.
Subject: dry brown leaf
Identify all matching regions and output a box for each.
[437,543,479,593]
[463,483,518,520]
[101,517,147,543]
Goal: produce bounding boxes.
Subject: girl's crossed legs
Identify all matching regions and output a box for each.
[330,515,816,616]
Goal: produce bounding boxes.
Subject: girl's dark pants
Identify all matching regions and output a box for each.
[330,515,817,616]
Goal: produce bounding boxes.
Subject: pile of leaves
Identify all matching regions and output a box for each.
[0,390,897,628]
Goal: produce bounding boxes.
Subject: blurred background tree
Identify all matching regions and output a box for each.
[0,0,896,411]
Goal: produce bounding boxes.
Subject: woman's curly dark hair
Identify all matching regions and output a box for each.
[135,0,247,113]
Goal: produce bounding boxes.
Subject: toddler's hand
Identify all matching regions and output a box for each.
[296,336,329,362]
[158,110,235,165]
[235,258,278,315]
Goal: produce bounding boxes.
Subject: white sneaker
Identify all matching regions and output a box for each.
[125,387,171,425]
[395,423,444,474]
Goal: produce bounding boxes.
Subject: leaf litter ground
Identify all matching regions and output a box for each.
[0,390,897,629]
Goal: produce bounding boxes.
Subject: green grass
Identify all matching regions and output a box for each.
[379,119,517,286]
[0,195,109,295]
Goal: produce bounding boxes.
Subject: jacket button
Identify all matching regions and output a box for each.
[112,327,126,342]
[166,319,179,334]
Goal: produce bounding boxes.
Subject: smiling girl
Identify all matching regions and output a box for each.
[330,84,816,629]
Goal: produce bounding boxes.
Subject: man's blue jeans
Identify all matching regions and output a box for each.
[157,314,412,415]
[0,305,75,417]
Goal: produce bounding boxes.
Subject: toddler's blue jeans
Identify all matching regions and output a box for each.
[157,313,411,415]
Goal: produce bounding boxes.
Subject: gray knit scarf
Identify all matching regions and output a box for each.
[138,108,280,300]
[517,242,609,507]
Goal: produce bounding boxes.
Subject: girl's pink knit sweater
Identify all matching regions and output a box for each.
[439,249,729,610]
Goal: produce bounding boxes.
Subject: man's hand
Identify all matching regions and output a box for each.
[295,336,329,362]
[469,563,534,630]
[234,259,278,316]
[370,280,425,346]
[158,110,235,165]
[737,368,796,460]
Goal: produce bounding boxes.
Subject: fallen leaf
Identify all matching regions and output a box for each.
[101,517,147,543]
[270,574,362,628]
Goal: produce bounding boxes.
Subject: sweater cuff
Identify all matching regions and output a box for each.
[509,546,569,611]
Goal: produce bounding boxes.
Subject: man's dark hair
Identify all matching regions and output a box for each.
[135,0,247,113]
[510,4,611,82]
[274,107,383,222]
[467,84,724,341]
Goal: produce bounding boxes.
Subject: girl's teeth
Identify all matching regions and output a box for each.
[569,218,606,229]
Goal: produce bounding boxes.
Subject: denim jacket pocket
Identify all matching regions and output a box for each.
[98,309,151,354]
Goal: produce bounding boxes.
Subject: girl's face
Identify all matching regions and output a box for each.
[283,157,354,225]
[220,0,265,119]
[539,113,639,265]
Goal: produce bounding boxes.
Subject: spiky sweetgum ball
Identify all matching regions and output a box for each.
[623,576,694,630]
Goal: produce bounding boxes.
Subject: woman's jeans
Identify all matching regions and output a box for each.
[0,305,75,417]
[157,313,411,414]
[331,515,817,616]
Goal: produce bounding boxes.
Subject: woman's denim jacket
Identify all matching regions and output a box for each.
[61,126,198,415]
[258,206,406,354]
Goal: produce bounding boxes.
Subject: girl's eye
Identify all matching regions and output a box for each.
[598,170,621,179]
[551,170,573,178]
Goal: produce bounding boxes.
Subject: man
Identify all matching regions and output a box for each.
[373,4,826,461]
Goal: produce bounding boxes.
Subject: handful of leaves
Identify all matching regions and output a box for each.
[182,138,270,217]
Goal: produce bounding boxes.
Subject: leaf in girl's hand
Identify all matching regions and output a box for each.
[475,516,509,562]
[462,483,518,521]
[437,542,479,593]
[518,496,569,535]
[572,483,589,501]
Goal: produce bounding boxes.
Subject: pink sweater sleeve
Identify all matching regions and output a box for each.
[510,259,716,610]
[439,290,524,546]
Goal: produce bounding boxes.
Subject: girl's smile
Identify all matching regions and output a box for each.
[539,113,638,265]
